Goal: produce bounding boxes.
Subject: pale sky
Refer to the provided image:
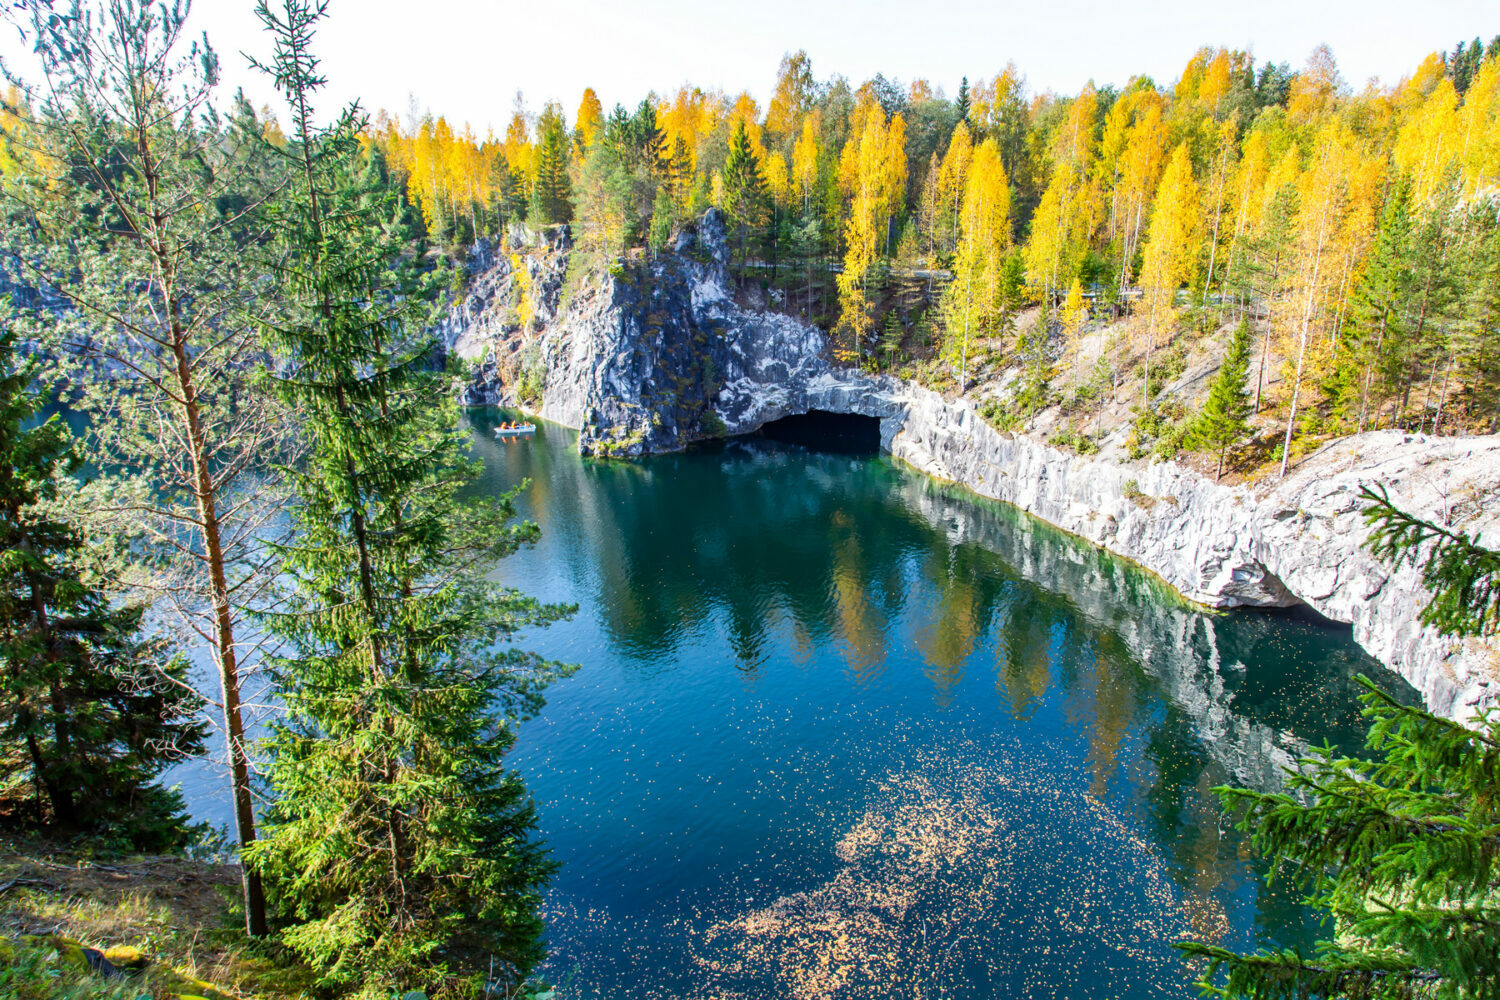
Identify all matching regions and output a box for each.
[6,0,1498,133]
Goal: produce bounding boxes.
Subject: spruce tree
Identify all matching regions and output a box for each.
[248,2,573,993]
[722,119,768,267]
[0,328,204,848]
[1345,181,1414,433]
[628,99,666,174]
[1193,319,1254,480]
[529,102,573,226]
[956,76,971,125]
[1178,489,1500,998]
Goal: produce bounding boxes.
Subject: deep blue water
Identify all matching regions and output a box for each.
[458,410,1411,1000]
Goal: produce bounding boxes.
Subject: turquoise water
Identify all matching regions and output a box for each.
[465,410,1411,1000]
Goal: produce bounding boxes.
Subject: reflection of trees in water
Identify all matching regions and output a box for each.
[466,418,1404,981]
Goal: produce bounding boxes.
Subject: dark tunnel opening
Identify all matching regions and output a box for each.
[755,410,881,454]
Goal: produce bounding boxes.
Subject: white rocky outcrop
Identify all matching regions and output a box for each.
[879,382,1498,721]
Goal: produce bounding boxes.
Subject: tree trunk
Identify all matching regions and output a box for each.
[172,316,267,938]
[1280,197,1332,480]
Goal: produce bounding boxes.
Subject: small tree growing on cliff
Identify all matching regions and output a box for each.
[1192,319,1254,480]
[1178,486,1500,998]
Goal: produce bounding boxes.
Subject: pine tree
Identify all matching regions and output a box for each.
[1192,319,1254,479]
[0,328,204,848]
[248,2,574,992]
[956,76,971,125]
[6,0,288,934]
[1179,488,1500,998]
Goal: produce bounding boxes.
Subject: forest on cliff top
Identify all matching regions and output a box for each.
[361,38,1500,470]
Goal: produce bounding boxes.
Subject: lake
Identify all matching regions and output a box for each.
[460,410,1409,1000]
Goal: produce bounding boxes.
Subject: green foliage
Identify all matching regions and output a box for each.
[529,103,573,226]
[722,120,768,265]
[977,396,1023,433]
[1362,486,1500,639]
[879,309,906,371]
[248,3,574,994]
[1180,682,1500,1000]
[8,0,287,924]
[649,184,674,253]
[1121,478,1155,510]
[1127,399,1191,461]
[1192,319,1255,478]
[1456,206,1500,432]
[699,410,727,438]
[0,939,143,1000]
[1012,319,1053,419]
[1345,180,1417,425]
[1049,422,1100,455]
[1142,342,1189,400]
[0,328,204,850]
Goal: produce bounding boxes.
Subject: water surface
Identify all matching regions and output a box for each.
[467,411,1409,1000]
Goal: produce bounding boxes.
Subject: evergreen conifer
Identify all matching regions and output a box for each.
[722,120,768,266]
[248,2,574,992]
[0,329,204,848]
[530,103,573,226]
[1193,319,1254,479]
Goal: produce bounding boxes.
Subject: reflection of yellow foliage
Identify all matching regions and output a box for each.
[830,517,886,681]
[1179,770,1232,944]
[996,620,1053,719]
[914,550,984,704]
[1084,649,1134,797]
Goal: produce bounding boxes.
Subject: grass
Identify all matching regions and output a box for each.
[0,942,140,1000]
[0,837,318,1000]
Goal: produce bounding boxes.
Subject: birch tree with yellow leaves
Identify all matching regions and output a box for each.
[836,107,906,365]
[1137,143,1201,407]
[943,138,1011,391]
[1277,123,1358,477]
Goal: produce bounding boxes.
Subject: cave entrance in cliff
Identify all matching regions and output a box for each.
[756,410,880,454]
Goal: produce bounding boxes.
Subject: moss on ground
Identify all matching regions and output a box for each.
[0,837,317,1000]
